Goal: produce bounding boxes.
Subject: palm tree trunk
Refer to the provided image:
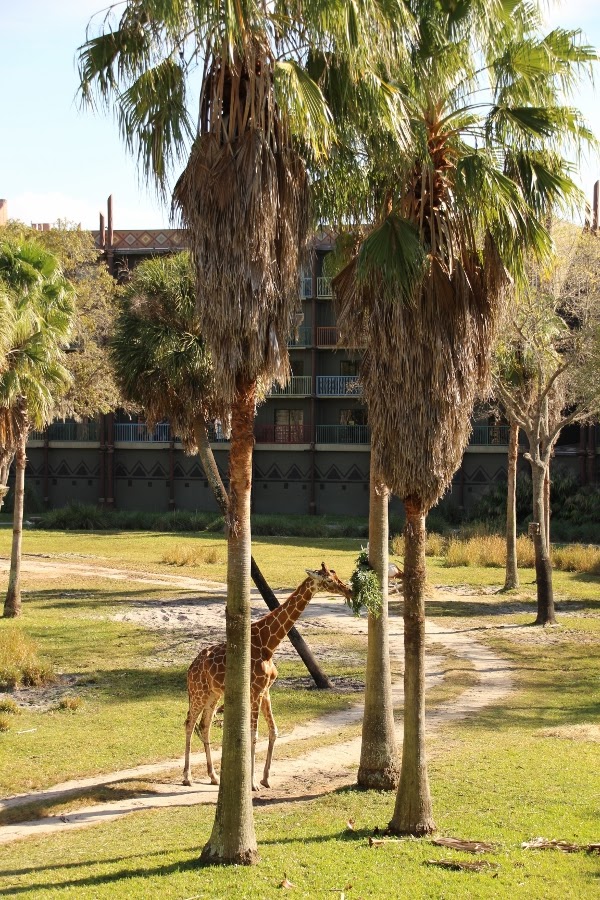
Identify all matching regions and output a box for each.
[357,469,399,789]
[192,417,331,689]
[388,497,435,835]
[200,381,258,866]
[530,462,556,625]
[3,431,27,618]
[504,419,519,591]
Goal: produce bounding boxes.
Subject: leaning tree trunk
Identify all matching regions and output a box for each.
[193,418,331,688]
[4,431,27,618]
[357,469,399,789]
[530,461,556,626]
[504,419,519,591]
[388,498,435,835]
[200,382,258,866]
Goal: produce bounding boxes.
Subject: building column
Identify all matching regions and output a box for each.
[587,423,596,485]
[168,438,176,510]
[106,412,115,508]
[98,414,106,506]
[42,428,50,509]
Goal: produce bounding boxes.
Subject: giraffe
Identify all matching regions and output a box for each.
[182,562,352,790]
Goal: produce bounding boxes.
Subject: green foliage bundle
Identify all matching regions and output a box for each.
[348,548,382,618]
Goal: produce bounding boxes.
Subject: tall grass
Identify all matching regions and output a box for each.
[161,545,223,567]
[0,627,54,689]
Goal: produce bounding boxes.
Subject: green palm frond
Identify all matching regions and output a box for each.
[274,60,334,160]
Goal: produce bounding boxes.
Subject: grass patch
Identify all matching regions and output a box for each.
[161,544,223,567]
[0,627,54,689]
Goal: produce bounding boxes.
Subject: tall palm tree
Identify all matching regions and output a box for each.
[111,252,331,686]
[78,0,408,864]
[0,240,74,618]
[333,0,594,834]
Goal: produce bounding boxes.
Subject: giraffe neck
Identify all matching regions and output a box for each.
[261,577,318,655]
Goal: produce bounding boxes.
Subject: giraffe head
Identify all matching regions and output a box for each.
[305,562,353,602]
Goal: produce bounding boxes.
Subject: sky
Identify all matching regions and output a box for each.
[1,0,599,231]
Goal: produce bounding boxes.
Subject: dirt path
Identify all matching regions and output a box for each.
[0,562,514,845]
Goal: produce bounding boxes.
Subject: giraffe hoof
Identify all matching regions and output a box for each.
[252,782,260,792]
[182,777,192,787]
[210,776,219,786]
[260,778,270,789]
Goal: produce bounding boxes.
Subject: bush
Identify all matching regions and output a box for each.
[0,715,11,733]
[57,696,84,712]
[162,545,224,567]
[2,480,44,516]
[0,627,54,689]
[0,698,20,715]
[552,544,600,575]
[444,534,534,568]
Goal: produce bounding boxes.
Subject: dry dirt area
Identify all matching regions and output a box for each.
[0,558,515,845]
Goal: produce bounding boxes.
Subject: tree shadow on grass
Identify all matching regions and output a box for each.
[24,587,204,612]
[0,854,201,896]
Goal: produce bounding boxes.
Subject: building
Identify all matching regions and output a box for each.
[24,198,599,516]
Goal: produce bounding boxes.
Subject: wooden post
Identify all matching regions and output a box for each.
[592,181,599,234]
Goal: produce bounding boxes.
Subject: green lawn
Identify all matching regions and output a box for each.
[0,531,598,897]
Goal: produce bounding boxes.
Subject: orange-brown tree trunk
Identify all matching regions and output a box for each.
[200,381,259,865]
[388,497,435,835]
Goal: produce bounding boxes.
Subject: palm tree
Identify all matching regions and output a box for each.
[333,0,594,833]
[111,252,331,686]
[0,240,74,618]
[78,0,406,864]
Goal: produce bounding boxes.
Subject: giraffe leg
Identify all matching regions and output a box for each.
[251,699,261,791]
[183,701,202,786]
[260,690,278,789]
[198,695,221,785]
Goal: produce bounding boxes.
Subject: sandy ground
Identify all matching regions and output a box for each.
[0,557,514,845]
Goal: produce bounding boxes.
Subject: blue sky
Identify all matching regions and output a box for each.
[1,0,599,231]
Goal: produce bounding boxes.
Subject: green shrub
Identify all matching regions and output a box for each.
[0,698,20,715]
[0,627,54,689]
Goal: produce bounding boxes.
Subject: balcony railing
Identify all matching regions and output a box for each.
[316,424,371,444]
[206,424,229,442]
[114,422,171,442]
[255,424,313,444]
[316,375,362,397]
[268,375,312,397]
[28,421,99,442]
[470,425,510,445]
[316,326,338,346]
[317,276,333,298]
[287,325,313,348]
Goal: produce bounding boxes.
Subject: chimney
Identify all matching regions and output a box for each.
[0,199,7,227]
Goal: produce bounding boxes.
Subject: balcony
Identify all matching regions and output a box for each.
[287,325,313,348]
[28,421,99,442]
[255,424,313,444]
[316,375,362,397]
[114,422,171,442]
[316,424,371,444]
[316,326,338,346]
[470,425,510,445]
[268,375,312,397]
[317,276,333,298]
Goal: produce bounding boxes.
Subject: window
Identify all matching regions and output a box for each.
[291,359,305,377]
[340,360,359,377]
[275,409,304,442]
[340,409,367,426]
